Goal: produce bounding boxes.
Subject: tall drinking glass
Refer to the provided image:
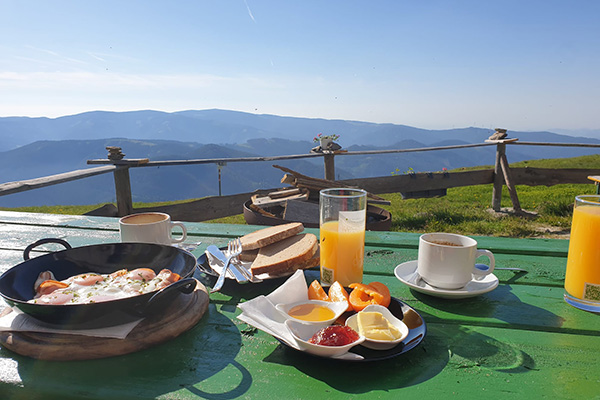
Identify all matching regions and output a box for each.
[564,195,600,312]
[319,188,367,287]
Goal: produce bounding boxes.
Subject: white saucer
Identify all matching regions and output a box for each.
[394,260,499,299]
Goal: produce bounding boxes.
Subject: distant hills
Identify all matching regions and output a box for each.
[0,109,599,207]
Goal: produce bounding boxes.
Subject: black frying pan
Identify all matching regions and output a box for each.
[0,238,198,327]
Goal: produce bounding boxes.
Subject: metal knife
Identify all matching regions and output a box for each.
[206,245,250,284]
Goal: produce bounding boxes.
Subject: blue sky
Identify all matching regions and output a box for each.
[0,0,598,132]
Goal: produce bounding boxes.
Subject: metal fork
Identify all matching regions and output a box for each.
[211,238,242,293]
[231,255,262,284]
[225,240,262,284]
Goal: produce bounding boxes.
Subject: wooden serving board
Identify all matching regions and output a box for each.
[0,280,209,361]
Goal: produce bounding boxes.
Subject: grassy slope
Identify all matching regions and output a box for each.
[3,154,599,238]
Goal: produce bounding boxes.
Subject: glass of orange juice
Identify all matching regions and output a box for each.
[319,188,367,287]
[564,195,600,312]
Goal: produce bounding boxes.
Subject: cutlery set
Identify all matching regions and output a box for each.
[208,239,260,293]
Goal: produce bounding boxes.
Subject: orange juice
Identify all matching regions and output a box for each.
[320,221,365,286]
[565,204,600,300]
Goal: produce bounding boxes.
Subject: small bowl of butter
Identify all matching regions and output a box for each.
[345,304,409,350]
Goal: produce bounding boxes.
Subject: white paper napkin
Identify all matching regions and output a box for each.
[0,304,142,339]
[237,269,308,349]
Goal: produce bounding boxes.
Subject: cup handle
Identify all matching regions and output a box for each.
[472,249,495,277]
[170,221,187,243]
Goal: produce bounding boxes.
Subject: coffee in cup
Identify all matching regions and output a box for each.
[119,212,187,245]
[417,232,495,289]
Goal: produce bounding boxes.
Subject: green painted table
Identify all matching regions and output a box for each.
[0,211,598,399]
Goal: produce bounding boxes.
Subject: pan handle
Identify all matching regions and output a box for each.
[143,277,197,315]
[23,238,72,261]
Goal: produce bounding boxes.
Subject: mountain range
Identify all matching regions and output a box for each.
[0,109,599,207]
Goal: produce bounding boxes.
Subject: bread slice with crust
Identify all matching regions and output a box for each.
[250,233,318,276]
[294,247,320,271]
[238,248,259,262]
[240,222,304,251]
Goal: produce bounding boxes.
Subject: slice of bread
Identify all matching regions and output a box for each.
[294,247,320,271]
[240,222,304,251]
[252,248,320,277]
[238,248,259,262]
[251,233,318,276]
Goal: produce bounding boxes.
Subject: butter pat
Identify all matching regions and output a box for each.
[356,311,402,341]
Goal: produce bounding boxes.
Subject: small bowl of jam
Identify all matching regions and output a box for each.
[276,300,348,328]
[284,319,365,358]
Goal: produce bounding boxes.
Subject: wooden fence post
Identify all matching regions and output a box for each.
[217,161,227,196]
[113,166,133,216]
[491,143,505,211]
[324,153,335,181]
[105,147,135,217]
[487,135,521,212]
[499,153,522,212]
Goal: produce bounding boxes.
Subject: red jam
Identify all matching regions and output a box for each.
[308,325,360,346]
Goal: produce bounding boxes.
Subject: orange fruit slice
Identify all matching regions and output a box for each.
[328,281,352,312]
[348,283,386,312]
[307,280,329,301]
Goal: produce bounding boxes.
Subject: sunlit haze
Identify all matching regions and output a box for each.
[1,1,598,132]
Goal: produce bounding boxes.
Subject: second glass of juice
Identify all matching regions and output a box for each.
[319,188,367,287]
[564,195,600,312]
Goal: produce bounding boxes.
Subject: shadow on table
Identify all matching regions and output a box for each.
[260,283,561,394]
[8,303,252,400]
[412,283,566,331]
[260,298,448,393]
[262,334,448,393]
[405,282,565,374]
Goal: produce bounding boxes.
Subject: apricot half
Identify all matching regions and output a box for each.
[348,282,391,312]
[366,281,391,307]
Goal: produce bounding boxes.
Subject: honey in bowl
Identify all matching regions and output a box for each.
[288,303,336,322]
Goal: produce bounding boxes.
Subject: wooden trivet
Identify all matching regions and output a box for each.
[0,279,209,361]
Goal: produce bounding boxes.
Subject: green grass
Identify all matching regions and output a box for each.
[2,154,599,238]
[174,182,594,238]
[208,155,600,238]
[379,183,592,238]
[454,153,600,171]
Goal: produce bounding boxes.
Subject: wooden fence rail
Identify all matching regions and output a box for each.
[1,139,599,221]
[0,165,117,196]
[89,166,600,223]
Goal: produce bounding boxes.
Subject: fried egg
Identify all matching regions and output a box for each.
[29,268,181,305]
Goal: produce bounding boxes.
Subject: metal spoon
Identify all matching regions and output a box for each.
[475,264,527,273]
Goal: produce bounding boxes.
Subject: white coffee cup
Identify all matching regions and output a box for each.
[119,212,187,245]
[417,232,495,289]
